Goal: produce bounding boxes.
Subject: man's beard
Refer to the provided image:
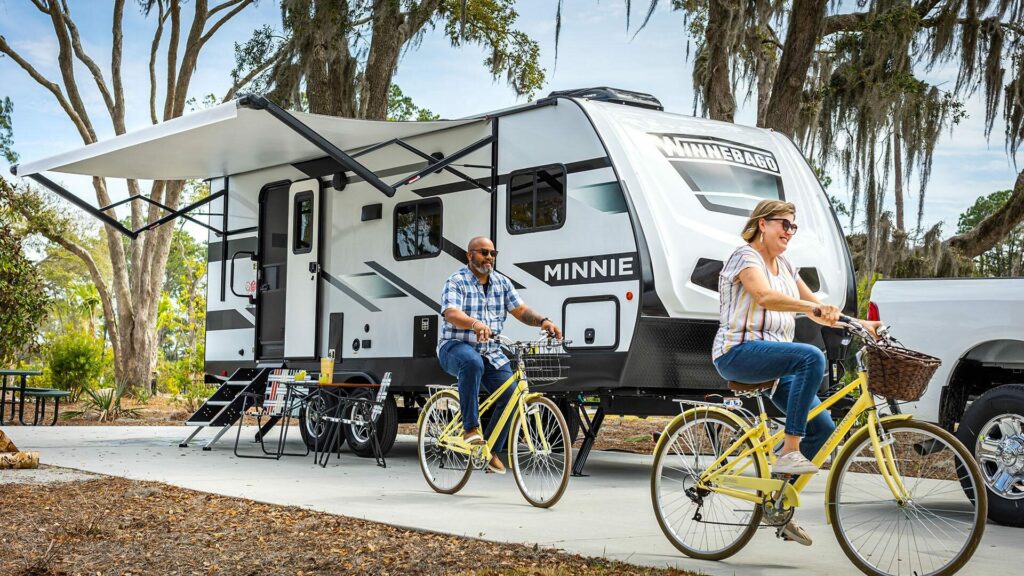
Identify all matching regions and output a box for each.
[470,261,493,275]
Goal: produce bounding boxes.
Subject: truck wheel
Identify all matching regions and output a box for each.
[345,390,398,458]
[955,383,1024,527]
[299,391,344,451]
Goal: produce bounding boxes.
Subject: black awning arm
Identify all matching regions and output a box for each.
[26,173,140,239]
[238,94,397,197]
[389,134,495,190]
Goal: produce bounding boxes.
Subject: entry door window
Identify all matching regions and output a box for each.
[293,192,314,254]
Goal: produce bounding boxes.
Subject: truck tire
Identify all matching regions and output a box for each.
[345,390,398,458]
[955,384,1024,527]
[299,390,345,451]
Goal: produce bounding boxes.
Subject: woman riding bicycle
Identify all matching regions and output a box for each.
[712,199,880,544]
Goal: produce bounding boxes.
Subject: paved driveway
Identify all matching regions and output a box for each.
[5,426,1016,575]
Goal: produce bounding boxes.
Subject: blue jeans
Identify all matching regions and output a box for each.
[438,340,516,452]
[714,340,834,460]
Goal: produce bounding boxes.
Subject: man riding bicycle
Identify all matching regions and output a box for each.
[437,236,562,475]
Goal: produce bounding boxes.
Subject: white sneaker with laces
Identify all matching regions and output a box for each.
[773,451,819,475]
[778,520,813,546]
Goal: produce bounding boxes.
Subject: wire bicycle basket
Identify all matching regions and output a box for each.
[505,339,571,385]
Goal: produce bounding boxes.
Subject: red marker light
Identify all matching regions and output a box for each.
[626,291,634,301]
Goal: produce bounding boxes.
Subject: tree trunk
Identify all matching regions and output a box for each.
[361,0,404,120]
[763,0,827,136]
[702,0,739,122]
[894,131,905,231]
[946,169,1024,258]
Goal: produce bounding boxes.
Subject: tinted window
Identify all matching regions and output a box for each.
[508,165,566,233]
[293,193,314,254]
[394,199,442,259]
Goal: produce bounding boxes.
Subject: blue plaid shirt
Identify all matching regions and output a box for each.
[438,266,524,368]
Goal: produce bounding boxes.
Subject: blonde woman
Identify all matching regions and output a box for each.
[712,199,880,545]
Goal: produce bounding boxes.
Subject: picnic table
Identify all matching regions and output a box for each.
[0,369,71,426]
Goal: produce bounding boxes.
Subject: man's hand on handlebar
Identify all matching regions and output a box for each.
[541,319,563,340]
[472,321,493,342]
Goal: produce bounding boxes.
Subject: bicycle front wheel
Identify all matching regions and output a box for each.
[651,410,766,560]
[509,396,572,508]
[828,419,987,576]
[417,390,473,495]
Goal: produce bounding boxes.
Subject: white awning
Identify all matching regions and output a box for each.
[15,100,484,180]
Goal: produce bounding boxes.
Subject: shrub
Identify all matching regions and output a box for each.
[44,330,106,401]
[64,378,141,422]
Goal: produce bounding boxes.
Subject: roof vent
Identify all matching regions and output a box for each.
[546,87,663,111]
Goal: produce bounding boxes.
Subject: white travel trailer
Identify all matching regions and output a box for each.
[13,88,856,470]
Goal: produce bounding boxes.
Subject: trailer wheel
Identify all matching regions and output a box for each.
[557,398,581,444]
[299,390,344,451]
[345,389,398,458]
[955,383,1024,527]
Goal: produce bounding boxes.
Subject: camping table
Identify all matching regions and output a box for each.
[0,369,43,425]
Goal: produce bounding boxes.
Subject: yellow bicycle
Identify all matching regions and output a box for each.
[417,335,573,508]
[651,318,987,576]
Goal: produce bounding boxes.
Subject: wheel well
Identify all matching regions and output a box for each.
[941,339,1024,430]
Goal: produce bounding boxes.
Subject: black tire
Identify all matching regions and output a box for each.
[299,390,344,451]
[509,396,572,508]
[417,390,473,494]
[955,383,1024,527]
[345,389,398,458]
[828,420,987,576]
[651,409,765,561]
[557,397,581,444]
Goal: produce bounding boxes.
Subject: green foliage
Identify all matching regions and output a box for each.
[0,177,50,364]
[957,189,1023,276]
[64,378,141,422]
[387,85,441,121]
[170,378,217,413]
[0,96,16,164]
[43,330,107,402]
[856,271,882,320]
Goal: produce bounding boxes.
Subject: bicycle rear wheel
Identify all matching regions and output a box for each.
[509,396,571,508]
[651,410,766,560]
[417,390,473,494]
[828,419,987,576]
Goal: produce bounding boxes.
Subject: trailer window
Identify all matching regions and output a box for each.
[394,198,442,260]
[675,162,784,216]
[507,165,566,233]
[293,192,314,254]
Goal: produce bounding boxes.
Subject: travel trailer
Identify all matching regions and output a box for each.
[13,88,855,470]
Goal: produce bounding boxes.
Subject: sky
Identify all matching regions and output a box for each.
[1,0,1019,238]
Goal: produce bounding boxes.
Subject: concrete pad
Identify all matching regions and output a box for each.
[4,425,1016,575]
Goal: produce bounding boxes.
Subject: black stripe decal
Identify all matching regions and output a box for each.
[207,236,258,263]
[293,157,429,180]
[320,270,382,312]
[364,261,441,313]
[206,309,254,331]
[412,156,612,198]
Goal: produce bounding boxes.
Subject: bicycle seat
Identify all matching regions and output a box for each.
[727,380,778,393]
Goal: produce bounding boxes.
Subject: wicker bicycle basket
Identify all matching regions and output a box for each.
[517,343,571,384]
[864,344,941,401]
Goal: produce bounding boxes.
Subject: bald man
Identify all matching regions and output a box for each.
[437,236,563,474]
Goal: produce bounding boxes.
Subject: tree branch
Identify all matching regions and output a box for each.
[149,1,168,124]
[208,0,246,17]
[59,0,118,126]
[222,46,283,102]
[946,169,1024,258]
[200,0,254,47]
[0,35,91,141]
[47,1,98,142]
[110,0,126,131]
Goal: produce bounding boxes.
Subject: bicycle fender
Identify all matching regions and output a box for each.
[655,406,770,473]
[824,414,914,524]
[416,389,459,429]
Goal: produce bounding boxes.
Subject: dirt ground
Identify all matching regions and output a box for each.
[0,471,696,576]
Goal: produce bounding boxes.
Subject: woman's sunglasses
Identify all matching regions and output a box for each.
[472,249,500,257]
[766,218,799,234]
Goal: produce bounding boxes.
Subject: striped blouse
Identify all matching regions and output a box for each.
[712,244,800,360]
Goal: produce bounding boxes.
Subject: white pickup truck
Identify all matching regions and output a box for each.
[870,278,1024,526]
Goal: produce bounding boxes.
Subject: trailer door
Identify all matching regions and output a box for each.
[283,179,322,359]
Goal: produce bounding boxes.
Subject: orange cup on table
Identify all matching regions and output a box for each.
[319,357,334,384]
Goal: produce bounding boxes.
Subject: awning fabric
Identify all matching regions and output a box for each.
[15,100,483,180]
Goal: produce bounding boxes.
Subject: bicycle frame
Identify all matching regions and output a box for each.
[434,368,548,459]
[692,370,913,512]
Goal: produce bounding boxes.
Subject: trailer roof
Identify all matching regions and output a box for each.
[14,99,483,180]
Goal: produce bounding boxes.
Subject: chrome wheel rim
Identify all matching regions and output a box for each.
[975,413,1024,500]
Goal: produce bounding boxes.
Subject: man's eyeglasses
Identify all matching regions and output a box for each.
[472,249,500,257]
[766,218,799,234]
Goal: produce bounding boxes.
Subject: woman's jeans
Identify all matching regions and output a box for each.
[438,340,516,452]
[714,340,835,460]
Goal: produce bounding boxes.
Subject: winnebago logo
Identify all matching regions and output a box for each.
[650,133,780,174]
[515,252,640,287]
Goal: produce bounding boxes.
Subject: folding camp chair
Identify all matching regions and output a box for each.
[314,372,392,468]
[233,370,310,459]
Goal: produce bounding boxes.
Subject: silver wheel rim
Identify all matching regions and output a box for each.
[304,394,329,440]
[419,394,470,491]
[653,416,760,556]
[511,400,568,505]
[834,425,981,576]
[346,390,373,444]
[975,413,1024,500]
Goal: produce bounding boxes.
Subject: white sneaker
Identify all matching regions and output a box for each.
[773,451,819,475]
[778,520,812,546]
